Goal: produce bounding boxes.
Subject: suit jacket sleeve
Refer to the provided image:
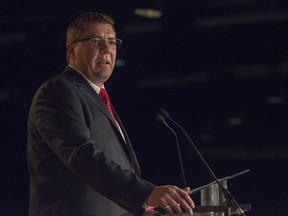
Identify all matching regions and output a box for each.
[29,72,155,215]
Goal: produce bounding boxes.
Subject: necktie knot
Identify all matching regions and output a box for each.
[99,88,117,123]
[99,88,109,105]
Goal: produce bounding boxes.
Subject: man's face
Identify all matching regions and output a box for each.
[68,23,117,87]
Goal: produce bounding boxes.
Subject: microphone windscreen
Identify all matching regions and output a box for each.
[155,114,166,125]
[159,108,169,119]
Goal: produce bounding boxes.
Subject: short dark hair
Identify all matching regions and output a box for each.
[66,12,115,45]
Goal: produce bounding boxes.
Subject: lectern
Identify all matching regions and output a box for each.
[195,180,251,216]
[143,170,251,216]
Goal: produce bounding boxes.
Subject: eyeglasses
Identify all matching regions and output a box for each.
[73,38,122,49]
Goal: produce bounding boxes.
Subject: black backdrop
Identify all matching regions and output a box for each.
[1,1,288,215]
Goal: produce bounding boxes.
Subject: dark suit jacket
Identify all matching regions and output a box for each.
[27,66,155,216]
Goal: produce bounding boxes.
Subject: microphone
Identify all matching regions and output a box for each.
[155,114,187,187]
[158,108,246,216]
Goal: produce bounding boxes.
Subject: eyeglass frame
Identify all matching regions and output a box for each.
[71,37,122,49]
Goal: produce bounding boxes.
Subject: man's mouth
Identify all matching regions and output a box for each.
[97,60,111,66]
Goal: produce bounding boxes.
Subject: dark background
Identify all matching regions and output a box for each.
[1,0,288,215]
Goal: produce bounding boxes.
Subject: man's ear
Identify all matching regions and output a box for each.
[67,44,76,60]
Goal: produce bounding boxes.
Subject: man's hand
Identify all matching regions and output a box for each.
[146,185,195,215]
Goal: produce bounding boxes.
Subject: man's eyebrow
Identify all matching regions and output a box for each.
[88,36,117,39]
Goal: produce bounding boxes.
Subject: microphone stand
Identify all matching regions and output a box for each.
[155,114,188,187]
[159,108,246,216]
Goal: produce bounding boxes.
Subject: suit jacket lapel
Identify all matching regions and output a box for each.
[63,66,141,175]
[112,106,141,176]
[63,66,117,127]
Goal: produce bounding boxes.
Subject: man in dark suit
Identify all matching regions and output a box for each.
[27,12,195,216]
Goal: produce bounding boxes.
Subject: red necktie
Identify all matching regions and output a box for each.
[99,88,135,173]
[99,88,117,123]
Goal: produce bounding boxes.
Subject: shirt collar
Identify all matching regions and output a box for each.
[68,64,103,94]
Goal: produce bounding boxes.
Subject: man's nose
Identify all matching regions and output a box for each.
[100,42,112,54]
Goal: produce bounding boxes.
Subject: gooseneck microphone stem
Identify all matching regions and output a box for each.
[158,108,246,216]
[155,114,187,187]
